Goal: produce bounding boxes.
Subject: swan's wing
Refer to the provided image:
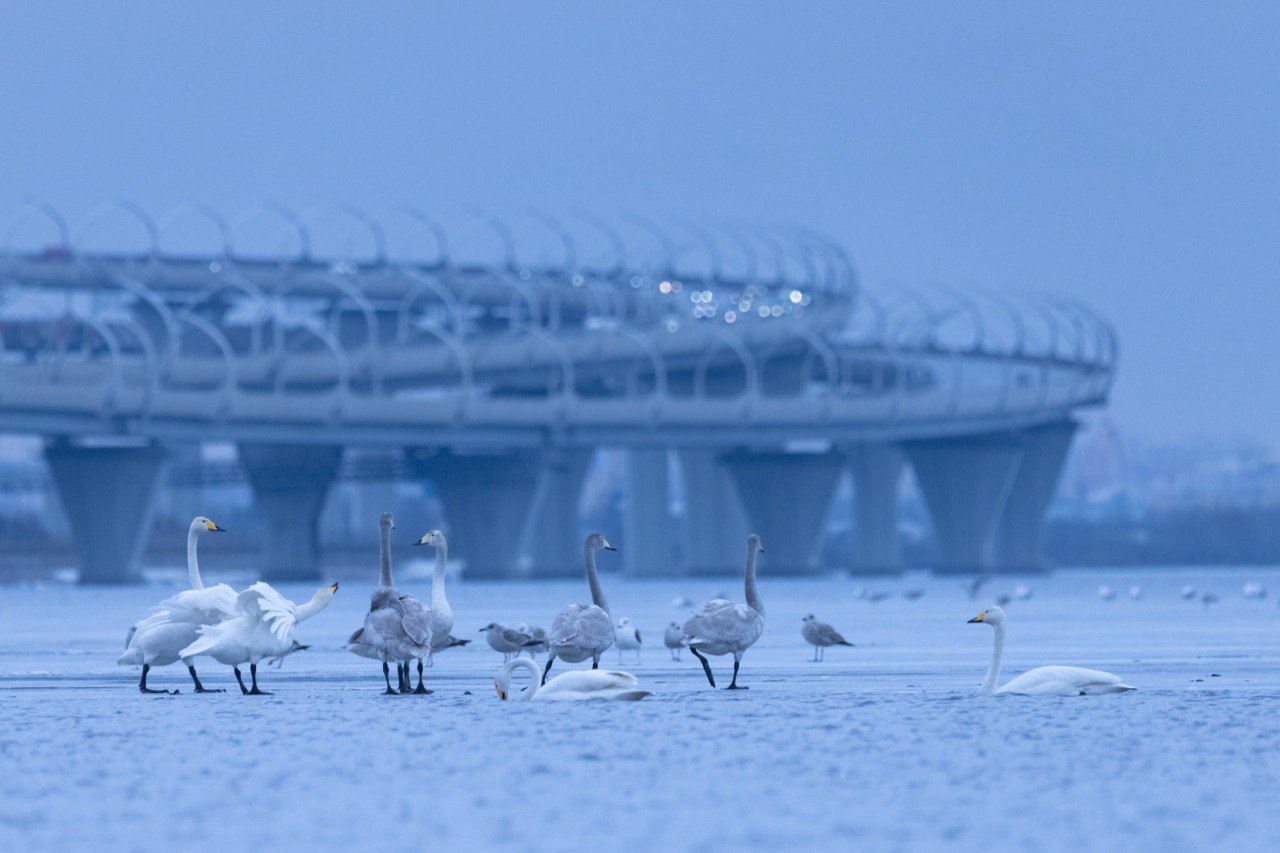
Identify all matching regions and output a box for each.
[153,583,240,625]
[998,665,1135,696]
[236,582,299,641]
[683,603,762,646]
[552,606,613,650]
[393,595,432,648]
[180,615,245,659]
[549,604,589,644]
[540,669,640,695]
[695,598,733,616]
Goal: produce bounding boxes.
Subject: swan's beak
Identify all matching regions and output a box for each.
[968,611,987,623]
[412,539,425,546]
[328,582,339,593]
[496,686,506,701]
[204,520,226,533]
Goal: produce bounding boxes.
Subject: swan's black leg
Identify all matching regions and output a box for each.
[413,659,431,694]
[543,654,556,681]
[690,647,716,688]
[233,667,249,695]
[188,665,223,693]
[399,662,415,694]
[248,662,272,695]
[139,664,173,694]
[592,655,600,670]
[726,656,748,690]
[382,661,396,695]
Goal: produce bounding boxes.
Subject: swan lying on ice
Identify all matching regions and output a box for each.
[968,606,1135,696]
[494,657,649,702]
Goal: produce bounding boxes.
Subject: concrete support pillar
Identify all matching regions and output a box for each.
[520,449,594,577]
[240,443,342,581]
[406,449,542,579]
[848,442,906,575]
[995,421,1078,571]
[624,449,677,575]
[722,451,844,575]
[44,438,167,584]
[678,448,750,575]
[904,433,1023,574]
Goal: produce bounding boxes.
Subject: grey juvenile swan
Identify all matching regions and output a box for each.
[345,512,432,694]
[544,533,618,680]
[682,534,766,689]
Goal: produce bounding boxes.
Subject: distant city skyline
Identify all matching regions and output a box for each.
[1,3,1277,444]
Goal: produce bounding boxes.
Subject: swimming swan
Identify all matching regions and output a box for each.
[682,534,766,689]
[495,657,649,702]
[181,581,339,695]
[118,516,235,694]
[968,606,1135,696]
[544,533,617,680]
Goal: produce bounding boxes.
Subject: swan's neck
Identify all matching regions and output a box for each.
[295,592,331,623]
[187,525,204,590]
[585,543,609,615]
[431,544,450,614]
[983,623,1005,694]
[744,547,764,616]
[379,523,393,588]
[501,657,542,701]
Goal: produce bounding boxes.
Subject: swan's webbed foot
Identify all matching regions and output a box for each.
[245,663,272,696]
[188,666,224,693]
[726,658,746,689]
[725,684,749,690]
[138,665,175,694]
[194,687,225,693]
[413,685,432,695]
[382,661,399,695]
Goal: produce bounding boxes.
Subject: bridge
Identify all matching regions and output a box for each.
[0,203,1116,582]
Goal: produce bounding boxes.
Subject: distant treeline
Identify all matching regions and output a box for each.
[1045,506,1280,567]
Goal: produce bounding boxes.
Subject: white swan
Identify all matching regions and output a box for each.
[495,657,650,702]
[614,617,642,663]
[682,534,766,690]
[118,516,235,694]
[412,529,454,687]
[968,606,1135,696]
[181,581,338,695]
[345,513,432,694]
[544,533,617,680]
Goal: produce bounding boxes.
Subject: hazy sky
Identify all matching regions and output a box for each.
[1,2,1276,445]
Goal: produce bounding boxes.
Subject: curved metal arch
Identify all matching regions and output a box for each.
[458,209,517,272]
[456,269,543,332]
[514,210,576,276]
[69,311,126,413]
[692,325,761,405]
[393,267,464,339]
[71,201,160,262]
[155,202,233,261]
[98,311,161,418]
[228,203,311,264]
[565,212,627,279]
[297,202,388,266]
[619,215,677,280]
[497,324,577,417]
[2,199,72,267]
[397,321,475,423]
[272,316,352,421]
[854,291,910,424]
[173,310,239,418]
[274,271,383,392]
[977,290,1028,416]
[668,218,725,286]
[578,324,670,414]
[752,322,841,418]
[183,269,276,357]
[709,224,760,290]
[393,206,450,268]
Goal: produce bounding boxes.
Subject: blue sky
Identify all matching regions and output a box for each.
[1,2,1276,444]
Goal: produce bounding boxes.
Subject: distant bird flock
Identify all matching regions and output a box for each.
[119,514,1273,701]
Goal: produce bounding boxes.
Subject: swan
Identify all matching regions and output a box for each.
[682,534,766,690]
[800,614,853,662]
[614,617,642,664]
[345,512,433,694]
[411,529,454,688]
[118,516,235,694]
[494,657,650,702]
[181,581,338,694]
[482,623,537,660]
[544,533,617,680]
[663,622,683,661]
[967,606,1135,696]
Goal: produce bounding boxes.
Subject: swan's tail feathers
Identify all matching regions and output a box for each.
[124,625,137,651]
[614,690,651,701]
[179,627,221,660]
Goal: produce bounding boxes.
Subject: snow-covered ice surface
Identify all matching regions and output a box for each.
[3,566,1280,852]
